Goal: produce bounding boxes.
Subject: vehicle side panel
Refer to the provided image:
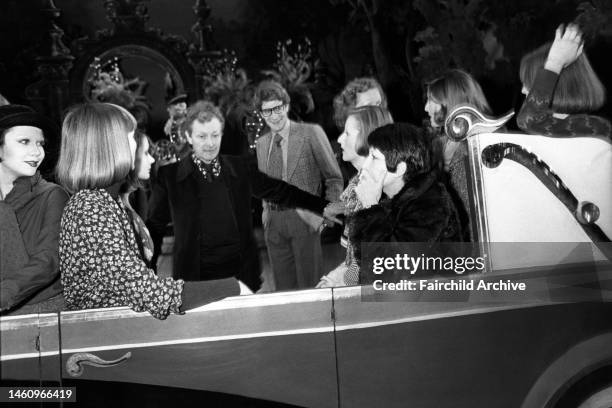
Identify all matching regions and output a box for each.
[59,290,338,408]
[1,313,61,382]
[333,286,612,408]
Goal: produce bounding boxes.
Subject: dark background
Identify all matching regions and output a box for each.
[1,0,611,139]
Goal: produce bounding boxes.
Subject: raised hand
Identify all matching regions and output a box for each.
[545,23,584,74]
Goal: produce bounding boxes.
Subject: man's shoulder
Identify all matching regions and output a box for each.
[157,160,181,179]
[220,154,243,163]
[291,120,324,134]
[291,122,328,148]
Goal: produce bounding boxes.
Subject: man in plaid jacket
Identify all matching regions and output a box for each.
[255,80,343,290]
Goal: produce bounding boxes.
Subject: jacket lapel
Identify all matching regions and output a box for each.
[256,133,272,173]
[286,122,304,181]
[175,158,199,209]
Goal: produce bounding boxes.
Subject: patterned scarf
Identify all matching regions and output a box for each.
[116,197,154,265]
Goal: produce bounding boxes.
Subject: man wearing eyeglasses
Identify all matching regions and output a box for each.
[254,80,343,290]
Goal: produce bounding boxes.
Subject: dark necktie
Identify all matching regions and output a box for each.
[267,133,284,179]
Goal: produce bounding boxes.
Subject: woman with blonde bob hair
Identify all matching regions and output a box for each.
[517,23,610,138]
[57,103,243,320]
[317,105,394,288]
[57,103,136,193]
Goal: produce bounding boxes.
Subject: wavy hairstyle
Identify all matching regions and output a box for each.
[56,103,136,193]
[520,42,606,114]
[182,100,225,137]
[426,69,492,128]
[333,77,387,128]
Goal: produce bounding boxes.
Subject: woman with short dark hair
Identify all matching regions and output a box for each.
[517,23,610,139]
[350,123,463,283]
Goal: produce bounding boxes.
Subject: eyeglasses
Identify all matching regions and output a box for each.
[260,104,286,117]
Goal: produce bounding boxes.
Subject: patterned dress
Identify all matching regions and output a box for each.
[340,174,364,286]
[60,189,183,320]
[517,68,611,139]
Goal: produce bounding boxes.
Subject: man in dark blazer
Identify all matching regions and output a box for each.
[255,81,343,290]
[147,101,329,291]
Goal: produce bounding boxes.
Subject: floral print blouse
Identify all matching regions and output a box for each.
[60,189,183,319]
[340,174,364,285]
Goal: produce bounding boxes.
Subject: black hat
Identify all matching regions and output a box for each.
[0,105,57,137]
[164,72,188,106]
[167,94,188,106]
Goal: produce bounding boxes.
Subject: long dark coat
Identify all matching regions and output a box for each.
[350,171,464,284]
[147,155,327,290]
[0,173,68,311]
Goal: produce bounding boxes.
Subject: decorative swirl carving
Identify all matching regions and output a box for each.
[444,105,514,141]
[66,351,132,377]
[482,143,610,244]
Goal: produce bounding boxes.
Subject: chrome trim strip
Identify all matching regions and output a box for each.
[60,326,335,355]
[59,290,334,323]
[1,351,59,361]
[468,134,493,272]
[3,303,565,361]
[334,303,554,331]
[0,312,58,321]
[0,314,58,329]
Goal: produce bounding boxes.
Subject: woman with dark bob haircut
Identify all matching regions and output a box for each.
[57,103,247,320]
[517,23,610,139]
[349,123,463,283]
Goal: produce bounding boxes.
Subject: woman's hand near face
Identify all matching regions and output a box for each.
[545,23,584,74]
[355,167,384,208]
